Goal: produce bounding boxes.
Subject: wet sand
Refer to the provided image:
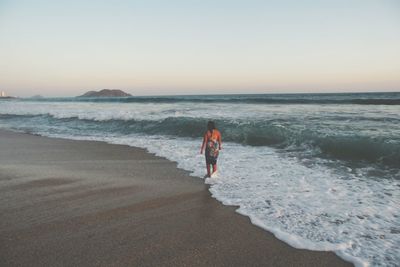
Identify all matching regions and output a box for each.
[0,129,352,266]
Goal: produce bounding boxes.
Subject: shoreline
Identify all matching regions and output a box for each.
[0,129,352,266]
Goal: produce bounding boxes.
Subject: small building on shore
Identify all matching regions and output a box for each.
[0,91,5,97]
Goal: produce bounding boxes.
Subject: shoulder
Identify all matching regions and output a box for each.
[212,130,221,138]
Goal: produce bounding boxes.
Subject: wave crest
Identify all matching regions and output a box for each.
[1,113,399,166]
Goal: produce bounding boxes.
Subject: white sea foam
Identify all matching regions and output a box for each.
[36,132,397,267]
[1,100,399,266]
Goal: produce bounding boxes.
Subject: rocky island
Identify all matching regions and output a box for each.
[78,89,132,97]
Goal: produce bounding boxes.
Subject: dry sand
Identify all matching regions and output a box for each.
[0,129,352,266]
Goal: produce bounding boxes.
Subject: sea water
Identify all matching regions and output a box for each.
[1,93,399,266]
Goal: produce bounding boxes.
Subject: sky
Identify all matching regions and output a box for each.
[0,0,399,97]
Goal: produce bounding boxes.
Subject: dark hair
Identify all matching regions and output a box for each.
[207,121,216,132]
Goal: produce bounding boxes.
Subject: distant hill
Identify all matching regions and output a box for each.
[78,89,132,97]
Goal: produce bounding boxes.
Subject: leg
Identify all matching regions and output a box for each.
[212,163,217,174]
[206,163,211,177]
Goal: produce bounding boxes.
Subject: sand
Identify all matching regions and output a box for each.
[0,129,352,266]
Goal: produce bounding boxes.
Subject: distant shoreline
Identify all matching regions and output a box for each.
[10,91,400,105]
[9,90,400,99]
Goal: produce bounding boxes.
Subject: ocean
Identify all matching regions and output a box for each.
[1,92,399,266]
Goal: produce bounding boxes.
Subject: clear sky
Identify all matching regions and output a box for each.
[0,0,399,97]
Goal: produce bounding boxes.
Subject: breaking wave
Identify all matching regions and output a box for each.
[1,113,399,167]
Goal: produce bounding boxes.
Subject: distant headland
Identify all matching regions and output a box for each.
[30,95,44,99]
[77,89,132,98]
[0,91,16,99]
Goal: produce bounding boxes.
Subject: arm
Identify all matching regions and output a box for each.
[200,133,207,154]
[217,133,222,150]
[218,132,222,150]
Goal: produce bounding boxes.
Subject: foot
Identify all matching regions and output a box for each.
[203,174,210,178]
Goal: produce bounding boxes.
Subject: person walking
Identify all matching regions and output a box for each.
[200,121,222,178]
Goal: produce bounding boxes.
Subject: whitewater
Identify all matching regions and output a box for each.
[0,93,399,266]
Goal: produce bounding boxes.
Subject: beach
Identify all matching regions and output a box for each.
[0,129,352,266]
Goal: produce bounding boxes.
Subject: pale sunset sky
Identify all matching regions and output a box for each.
[0,0,399,97]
